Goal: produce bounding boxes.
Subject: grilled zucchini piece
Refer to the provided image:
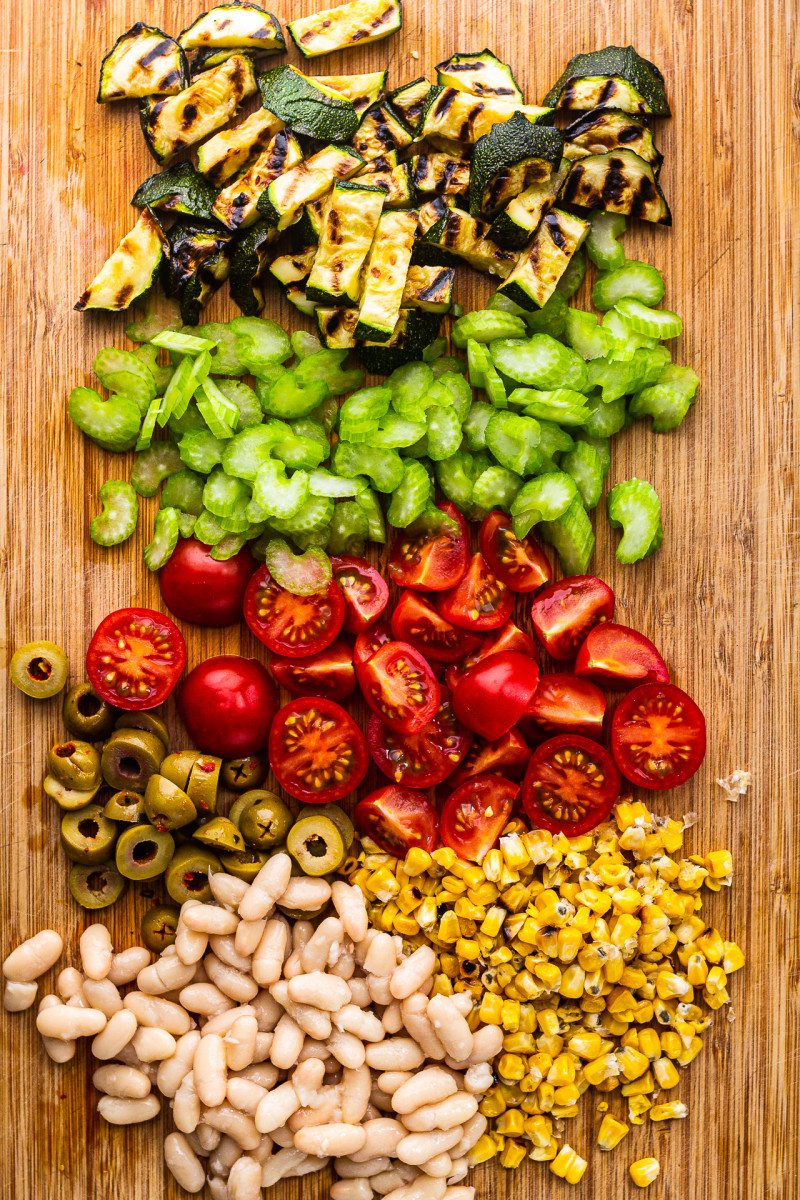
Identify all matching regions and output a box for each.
[163,222,234,324]
[212,130,304,229]
[191,46,261,76]
[355,210,418,341]
[286,284,319,316]
[317,307,358,348]
[497,209,589,310]
[418,207,517,276]
[358,311,443,372]
[98,23,187,102]
[306,181,387,306]
[417,196,457,233]
[543,45,670,116]
[196,108,285,185]
[179,4,284,52]
[402,266,455,312]
[315,71,388,113]
[561,149,671,224]
[140,55,257,165]
[297,196,327,243]
[270,247,317,286]
[258,65,359,140]
[389,77,432,131]
[258,145,363,228]
[563,107,663,170]
[436,48,523,102]
[357,158,413,208]
[75,210,166,311]
[131,162,219,221]
[487,159,570,249]
[351,102,414,161]
[288,0,402,58]
[229,221,279,314]
[410,153,470,199]
[468,114,563,217]
[420,87,554,145]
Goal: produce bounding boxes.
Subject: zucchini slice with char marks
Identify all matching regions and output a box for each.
[561,148,671,224]
[410,152,470,198]
[317,307,358,348]
[416,195,456,233]
[196,107,284,186]
[191,46,260,76]
[468,114,563,217]
[389,76,432,131]
[351,101,414,161]
[229,221,279,314]
[487,159,570,249]
[563,107,663,170]
[355,210,418,341]
[163,221,234,324]
[402,266,455,312]
[212,130,304,229]
[435,48,523,102]
[286,284,319,316]
[270,247,317,286]
[543,46,670,116]
[179,4,284,52]
[359,311,443,372]
[288,0,402,58]
[420,86,554,145]
[140,55,257,165]
[131,162,219,221]
[497,208,589,310]
[315,71,388,113]
[257,144,363,229]
[75,210,166,311]
[258,64,359,140]
[98,23,187,102]
[305,181,386,306]
[297,196,327,243]
[417,207,517,276]
[356,157,413,208]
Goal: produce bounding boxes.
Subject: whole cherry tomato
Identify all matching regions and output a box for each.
[445,620,535,691]
[159,538,257,627]
[453,651,540,741]
[179,655,277,757]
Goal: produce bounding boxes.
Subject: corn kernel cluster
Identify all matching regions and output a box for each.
[342,800,744,1186]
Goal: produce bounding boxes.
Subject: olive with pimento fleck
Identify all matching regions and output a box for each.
[60,805,118,865]
[165,844,222,904]
[115,824,175,881]
[47,741,101,791]
[140,903,181,952]
[114,711,169,750]
[221,754,268,792]
[101,729,166,793]
[143,775,197,831]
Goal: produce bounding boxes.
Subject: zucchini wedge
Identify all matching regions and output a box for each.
[257,144,363,229]
[191,47,260,76]
[286,284,319,316]
[497,208,589,310]
[305,181,386,306]
[417,207,517,276]
[297,196,327,243]
[179,4,284,52]
[315,71,387,113]
[417,195,456,233]
[351,101,414,161]
[258,65,359,140]
[131,162,219,221]
[212,130,304,229]
[563,107,663,170]
[468,114,563,217]
[358,311,443,372]
[270,247,317,285]
[163,222,234,324]
[487,159,570,249]
[402,265,455,312]
[196,107,284,186]
[229,221,279,314]
[355,210,418,341]
[436,48,523,102]
[543,46,670,116]
[140,55,257,165]
[356,158,413,208]
[76,210,166,311]
[410,152,470,198]
[288,0,402,58]
[317,307,358,348]
[98,23,187,102]
[420,86,554,144]
[561,149,671,224]
[389,76,432,131]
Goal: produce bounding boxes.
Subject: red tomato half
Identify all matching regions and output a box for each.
[437,552,514,632]
[525,674,607,740]
[453,651,540,742]
[521,734,621,836]
[448,728,531,788]
[575,624,670,689]
[87,607,187,711]
[388,503,469,592]
[269,640,355,701]
[179,656,277,758]
[269,697,368,803]
[367,688,472,788]
[445,620,536,692]
[530,575,615,661]
[244,566,344,658]
[440,775,519,863]
[159,538,257,627]
[611,683,707,790]
[391,590,481,663]
[479,512,552,593]
[331,556,389,634]
[355,786,439,855]
[358,641,441,734]
[354,623,392,670]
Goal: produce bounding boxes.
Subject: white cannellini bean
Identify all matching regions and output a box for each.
[291,1156,330,1179]
[157,1030,201,1097]
[232,1063,279,1090]
[292,921,315,954]
[97,1094,161,1125]
[227,1155,262,1200]
[92,1064,151,1100]
[391,1069,458,1115]
[195,1032,228,1107]
[174,1071,201,1133]
[138,953,196,995]
[463,1063,492,1095]
[108,946,151,986]
[270,1013,305,1070]
[124,991,192,1033]
[371,1169,417,1196]
[210,873,249,910]
[446,1159,469,1184]
[296,1038,331,1063]
[331,943,355,980]
[334,1004,385,1042]
[210,1134,242,1176]
[37,996,76,1063]
[182,904,240,936]
[379,1072,414,1096]
[425,996,473,1063]
[180,982,236,1017]
[207,1176,229,1200]
[466,1025,503,1065]
[132,1026,177,1062]
[209,935,252,974]
[363,933,396,978]
[225,1014,259,1073]
[335,1157,394,1179]
[3,930,63,982]
[390,947,436,1001]
[369,1084,395,1113]
[448,994,473,1018]
[196,1122,222,1153]
[292,1058,326,1105]
[270,1125,296,1149]
[252,1031,274,1063]
[66,991,89,1008]
[365,1038,425,1072]
[382,1001,404,1035]
[396,1130,463,1167]
[341,1064,372,1125]
[261,1147,308,1188]
[401,1093,478,1133]
[452,1113,487,1158]
[288,1086,341,1131]
[254,1081,300,1133]
[82,977,123,1016]
[251,990,283,1031]
[399,996,445,1061]
[56,967,84,1000]
[239,854,292,922]
[301,917,344,974]
[79,925,113,980]
[204,1005,256,1037]
[277,875,332,912]
[235,918,266,960]
[3,980,37,1011]
[92,1008,138,1061]
[205,954,259,1003]
[327,1028,366,1069]
[349,1119,406,1162]
[36,1003,106,1040]
[353,930,379,966]
[294,1124,366,1158]
[420,1153,452,1179]
[287,971,351,1011]
[251,919,288,987]
[331,882,369,944]
[332,1180,374,1200]
[368,976,393,1006]
[202,1104,261,1150]
[164,1131,206,1193]
[227,1077,268,1116]
[176,903,210,965]
[270,981,332,1040]
[444,1189,475,1200]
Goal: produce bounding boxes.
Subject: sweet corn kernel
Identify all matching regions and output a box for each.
[653,1057,680,1089]
[396,886,423,915]
[479,992,504,1025]
[468,1134,498,1165]
[367,868,400,901]
[498,1054,526,1082]
[628,1095,652,1125]
[402,847,432,876]
[554,1083,581,1106]
[621,1069,654,1097]
[479,1087,506,1118]
[617,1047,650,1081]
[437,911,460,944]
[723,941,745,973]
[638,1029,661,1062]
[550,1144,588,1184]
[547,1054,575,1085]
[393,915,420,937]
[629,1157,660,1187]
[454,897,485,921]
[705,849,732,878]
[649,1100,688,1121]
[416,896,438,931]
[597,1112,629,1149]
[431,974,453,997]
[568,1031,604,1060]
[494,1109,525,1136]
[583,1053,619,1086]
[499,1139,527,1169]
[456,937,482,960]
[676,1036,703,1066]
[500,833,531,870]
[432,847,457,872]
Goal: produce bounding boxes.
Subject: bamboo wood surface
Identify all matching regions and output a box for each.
[1,0,798,1196]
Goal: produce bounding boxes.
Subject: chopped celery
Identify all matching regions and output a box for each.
[452,311,527,347]
[576,433,611,478]
[90,480,139,547]
[537,420,575,458]
[294,349,364,395]
[133,344,174,393]
[144,507,180,571]
[585,211,626,271]
[615,298,683,340]
[259,373,329,419]
[388,361,435,417]
[229,317,292,374]
[271,494,334,534]
[524,291,568,337]
[211,534,249,560]
[387,461,434,528]
[467,339,490,390]
[291,330,322,359]
[125,296,181,343]
[131,442,183,497]
[485,411,542,476]
[372,413,427,449]
[158,357,195,427]
[221,424,286,479]
[430,356,467,377]
[356,488,387,543]
[607,478,662,563]
[328,502,369,556]
[194,509,229,545]
[68,387,141,453]
[555,249,586,298]
[561,440,604,509]
[338,386,392,440]
[135,396,162,450]
[463,402,493,452]
[539,496,595,574]
[490,335,589,392]
[472,465,521,513]
[308,470,366,498]
[515,388,590,425]
[436,372,472,422]
[564,310,613,360]
[510,471,579,538]
[273,432,328,471]
[168,404,206,438]
[423,337,448,362]
[332,443,405,493]
[177,513,197,538]
[592,260,665,311]
[179,430,227,474]
[173,351,212,421]
[93,348,157,415]
[215,379,263,429]
[264,538,332,595]
[151,329,217,354]
[161,468,205,516]
[198,323,247,377]
[203,466,252,518]
[426,407,463,461]
[217,501,251,533]
[249,461,309,520]
[629,364,699,432]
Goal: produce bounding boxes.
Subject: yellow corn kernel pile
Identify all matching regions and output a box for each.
[342,800,744,1184]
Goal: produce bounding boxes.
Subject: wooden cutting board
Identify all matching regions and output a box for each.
[1,0,797,1196]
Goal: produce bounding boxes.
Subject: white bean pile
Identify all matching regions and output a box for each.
[4,853,503,1200]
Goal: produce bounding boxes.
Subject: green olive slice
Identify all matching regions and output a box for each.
[165,844,222,904]
[61,805,118,865]
[69,861,127,910]
[143,774,197,831]
[221,755,268,792]
[10,641,68,699]
[115,824,175,880]
[62,683,118,740]
[287,815,345,876]
[140,903,181,952]
[193,816,245,852]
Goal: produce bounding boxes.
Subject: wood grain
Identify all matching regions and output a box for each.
[1,0,798,1196]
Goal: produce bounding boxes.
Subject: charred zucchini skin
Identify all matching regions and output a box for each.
[402,266,455,312]
[191,46,260,76]
[498,208,589,310]
[420,85,555,144]
[357,310,442,372]
[256,144,364,227]
[229,221,279,315]
[288,0,402,58]
[131,162,220,221]
[355,209,418,341]
[75,209,166,312]
[487,160,570,249]
[468,114,564,217]
[388,76,432,131]
[163,222,234,324]
[211,130,303,230]
[415,207,517,276]
[97,22,188,102]
[140,55,257,165]
[563,107,663,170]
[410,153,470,200]
[316,71,388,113]
[561,148,671,224]
[435,48,523,102]
[317,307,357,348]
[296,197,326,244]
[543,45,670,116]
[196,109,284,187]
[258,64,359,140]
[269,247,317,286]
[305,180,386,306]
[179,4,285,52]
[351,101,414,160]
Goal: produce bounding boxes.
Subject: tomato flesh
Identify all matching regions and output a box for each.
[530,575,615,661]
[448,728,531,788]
[524,674,607,740]
[269,697,368,803]
[575,623,669,689]
[358,641,441,734]
[444,620,536,691]
[179,656,277,758]
[355,786,439,854]
[244,566,344,658]
[159,538,257,627]
[479,511,552,593]
[354,623,392,669]
[388,502,469,592]
[453,650,539,741]
[367,688,472,788]
[611,683,706,790]
[521,734,621,835]
[86,607,186,710]
[437,552,514,632]
[331,556,389,634]
[269,640,355,702]
[391,590,481,663]
[440,775,519,863]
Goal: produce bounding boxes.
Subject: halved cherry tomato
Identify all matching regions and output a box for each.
[269,697,368,803]
[524,674,606,740]
[453,651,539,741]
[244,566,344,658]
[367,688,472,788]
[575,624,669,689]
[86,607,186,711]
[479,511,552,593]
[437,552,514,632]
[440,775,519,863]
[388,502,469,592]
[391,590,481,663]
[445,620,535,691]
[448,728,530,788]
[358,641,441,734]
[331,556,389,634]
[521,734,620,835]
[355,786,439,855]
[611,683,706,790]
[269,640,355,701]
[354,623,392,670]
[530,575,615,661]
